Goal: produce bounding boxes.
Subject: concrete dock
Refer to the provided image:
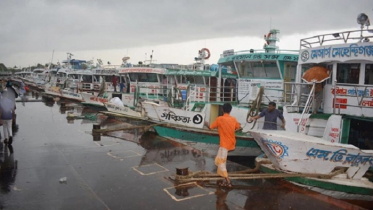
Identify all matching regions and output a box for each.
[0,98,369,209]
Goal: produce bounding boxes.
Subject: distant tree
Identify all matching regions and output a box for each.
[0,63,8,71]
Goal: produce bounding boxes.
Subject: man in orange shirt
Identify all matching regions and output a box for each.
[205,103,240,188]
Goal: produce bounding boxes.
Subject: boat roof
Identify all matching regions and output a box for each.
[69,70,93,75]
[298,29,373,65]
[119,67,166,75]
[62,59,86,64]
[92,69,119,75]
[166,69,238,78]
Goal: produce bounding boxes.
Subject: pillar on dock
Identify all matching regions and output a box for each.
[93,134,101,141]
[93,124,101,130]
[176,167,189,176]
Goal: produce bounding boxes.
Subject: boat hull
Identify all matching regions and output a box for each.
[250,130,373,179]
[153,125,261,156]
[60,90,84,101]
[104,102,143,119]
[258,160,373,199]
[81,92,108,107]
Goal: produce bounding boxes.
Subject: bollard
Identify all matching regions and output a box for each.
[176,167,189,176]
[31,92,35,97]
[93,134,101,141]
[93,124,101,130]
[35,92,39,99]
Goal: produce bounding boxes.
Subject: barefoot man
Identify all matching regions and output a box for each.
[205,103,240,187]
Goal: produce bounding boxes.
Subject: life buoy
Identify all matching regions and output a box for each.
[200,48,211,59]
[266,33,272,45]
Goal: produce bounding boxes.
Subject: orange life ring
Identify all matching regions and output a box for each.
[201,48,211,59]
[266,33,272,45]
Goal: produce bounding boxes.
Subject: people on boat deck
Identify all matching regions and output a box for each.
[111,75,118,92]
[312,82,324,114]
[205,103,241,188]
[249,102,286,130]
[119,81,125,93]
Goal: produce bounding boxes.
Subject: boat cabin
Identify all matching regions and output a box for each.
[284,28,373,149]
[218,29,299,106]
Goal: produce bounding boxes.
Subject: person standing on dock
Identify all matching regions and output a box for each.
[112,75,118,92]
[205,103,240,188]
[249,102,286,130]
[0,95,14,145]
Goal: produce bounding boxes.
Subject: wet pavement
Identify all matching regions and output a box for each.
[0,93,370,209]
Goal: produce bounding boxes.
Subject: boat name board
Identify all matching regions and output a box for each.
[61,90,81,98]
[89,97,108,103]
[332,87,373,98]
[161,111,203,124]
[299,42,373,64]
[93,69,118,75]
[119,68,165,74]
[106,103,129,112]
[306,148,373,167]
[218,53,298,63]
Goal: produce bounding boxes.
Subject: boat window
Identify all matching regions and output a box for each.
[185,76,194,83]
[129,73,158,82]
[104,75,113,82]
[194,76,205,85]
[69,74,78,79]
[93,75,99,82]
[365,64,373,85]
[337,63,360,84]
[284,63,297,82]
[241,61,280,78]
[176,75,186,83]
[81,75,92,83]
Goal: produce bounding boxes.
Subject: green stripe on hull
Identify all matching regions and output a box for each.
[154,126,259,148]
[260,165,373,195]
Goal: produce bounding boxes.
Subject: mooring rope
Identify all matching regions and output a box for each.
[174,161,346,184]
[246,87,264,129]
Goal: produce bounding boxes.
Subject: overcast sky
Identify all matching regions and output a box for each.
[1,0,372,67]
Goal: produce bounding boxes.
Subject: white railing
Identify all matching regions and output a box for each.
[333,83,373,114]
[220,49,299,58]
[300,29,373,49]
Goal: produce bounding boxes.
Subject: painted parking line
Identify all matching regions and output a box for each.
[132,163,169,176]
[163,182,214,202]
[107,150,142,161]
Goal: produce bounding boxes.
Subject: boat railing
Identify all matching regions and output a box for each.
[220,49,299,58]
[284,82,314,112]
[300,29,373,49]
[333,83,373,114]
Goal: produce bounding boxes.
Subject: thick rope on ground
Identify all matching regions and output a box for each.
[174,162,346,184]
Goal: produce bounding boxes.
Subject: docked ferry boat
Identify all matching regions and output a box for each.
[148,30,298,156]
[250,14,373,204]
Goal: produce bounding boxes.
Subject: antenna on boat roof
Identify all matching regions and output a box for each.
[150,50,154,64]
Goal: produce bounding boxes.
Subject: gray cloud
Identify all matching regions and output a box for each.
[0,0,372,61]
